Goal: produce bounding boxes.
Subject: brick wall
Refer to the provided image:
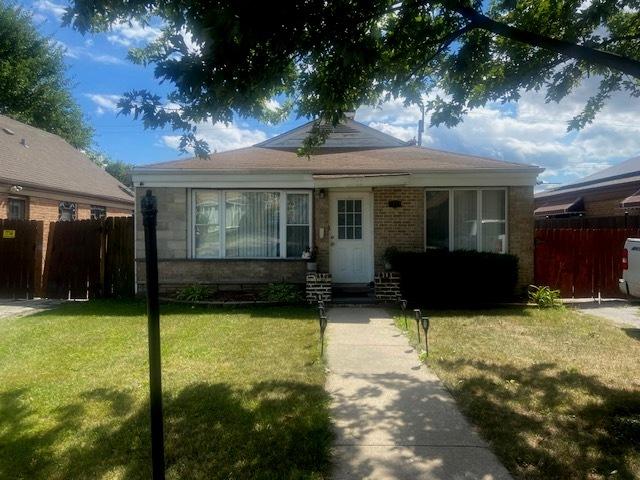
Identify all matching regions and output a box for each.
[313,189,330,272]
[509,186,535,290]
[136,259,307,293]
[135,187,188,260]
[373,187,424,270]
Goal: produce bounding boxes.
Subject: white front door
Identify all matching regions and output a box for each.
[329,191,374,284]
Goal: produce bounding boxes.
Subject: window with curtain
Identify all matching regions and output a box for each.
[286,193,310,257]
[425,189,507,253]
[225,192,280,257]
[425,190,449,249]
[194,191,221,258]
[58,202,77,221]
[453,190,478,250]
[482,190,506,253]
[8,197,26,220]
[193,190,310,259]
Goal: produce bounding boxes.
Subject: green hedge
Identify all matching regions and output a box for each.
[389,250,519,307]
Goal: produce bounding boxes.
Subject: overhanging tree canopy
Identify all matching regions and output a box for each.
[64,0,640,155]
[0,1,93,150]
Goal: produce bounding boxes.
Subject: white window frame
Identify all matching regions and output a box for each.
[424,187,508,253]
[190,189,313,259]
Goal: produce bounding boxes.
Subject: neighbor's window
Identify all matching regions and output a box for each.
[192,190,312,259]
[425,189,506,253]
[90,205,107,220]
[7,197,26,220]
[58,201,77,221]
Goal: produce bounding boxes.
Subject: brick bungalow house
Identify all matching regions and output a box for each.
[535,155,640,219]
[132,115,542,295]
[0,114,134,256]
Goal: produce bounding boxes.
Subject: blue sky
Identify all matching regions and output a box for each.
[22,0,640,188]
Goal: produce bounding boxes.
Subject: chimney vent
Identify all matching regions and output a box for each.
[20,138,28,148]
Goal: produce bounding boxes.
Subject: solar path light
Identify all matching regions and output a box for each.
[400,298,408,330]
[413,309,422,344]
[420,315,430,356]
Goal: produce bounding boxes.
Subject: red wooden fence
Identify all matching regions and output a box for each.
[534,228,640,297]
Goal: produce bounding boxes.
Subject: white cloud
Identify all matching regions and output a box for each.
[33,0,66,19]
[107,20,161,47]
[356,81,640,186]
[51,39,127,65]
[162,121,268,153]
[84,94,122,115]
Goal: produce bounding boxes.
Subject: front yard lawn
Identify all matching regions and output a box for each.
[0,300,331,480]
[396,306,640,480]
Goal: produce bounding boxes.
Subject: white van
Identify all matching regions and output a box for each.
[620,238,640,297]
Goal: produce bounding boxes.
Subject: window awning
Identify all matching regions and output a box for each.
[534,197,584,217]
[621,189,640,209]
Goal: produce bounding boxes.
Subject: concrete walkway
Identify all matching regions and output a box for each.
[0,299,61,320]
[326,307,512,480]
[566,299,640,329]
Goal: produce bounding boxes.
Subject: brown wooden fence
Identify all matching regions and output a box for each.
[0,219,43,298]
[534,228,639,297]
[42,216,134,299]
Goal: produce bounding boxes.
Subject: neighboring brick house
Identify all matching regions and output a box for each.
[132,115,542,294]
[534,155,640,219]
[0,114,134,260]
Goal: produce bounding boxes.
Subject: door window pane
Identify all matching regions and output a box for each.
[453,191,477,250]
[8,198,26,220]
[425,191,449,249]
[286,193,310,257]
[194,191,220,257]
[482,190,506,253]
[225,192,280,257]
[337,199,362,240]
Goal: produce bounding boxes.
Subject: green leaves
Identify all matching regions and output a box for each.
[63,0,640,154]
[0,1,93,150]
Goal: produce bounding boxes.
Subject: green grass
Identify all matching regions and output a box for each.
[395,306,640,480]
[0,300,331,480]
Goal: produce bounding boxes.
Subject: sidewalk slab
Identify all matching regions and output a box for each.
[326,307,512,480]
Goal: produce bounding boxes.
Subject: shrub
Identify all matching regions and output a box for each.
[260,282,303,303]
[528,285,562,308]
[389,249,519,307]
[176,284,212,302]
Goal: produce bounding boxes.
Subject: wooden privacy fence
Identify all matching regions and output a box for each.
[43,216,134,299]
[0,219,43,298]
[534,228,640,297]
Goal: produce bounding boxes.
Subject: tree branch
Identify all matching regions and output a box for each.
[449,3,640,79]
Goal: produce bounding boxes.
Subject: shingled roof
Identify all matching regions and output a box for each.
[0,115,134,204]
[138,118,541,174]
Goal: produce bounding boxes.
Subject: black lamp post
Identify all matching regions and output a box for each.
[420,315,430,356]
[141,190,165,480]
[318,300,327,356]
[413,309,421,344]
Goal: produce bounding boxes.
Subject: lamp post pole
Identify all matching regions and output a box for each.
[142,190,166,480]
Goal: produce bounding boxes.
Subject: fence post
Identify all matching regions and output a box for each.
[142,190,165,480]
